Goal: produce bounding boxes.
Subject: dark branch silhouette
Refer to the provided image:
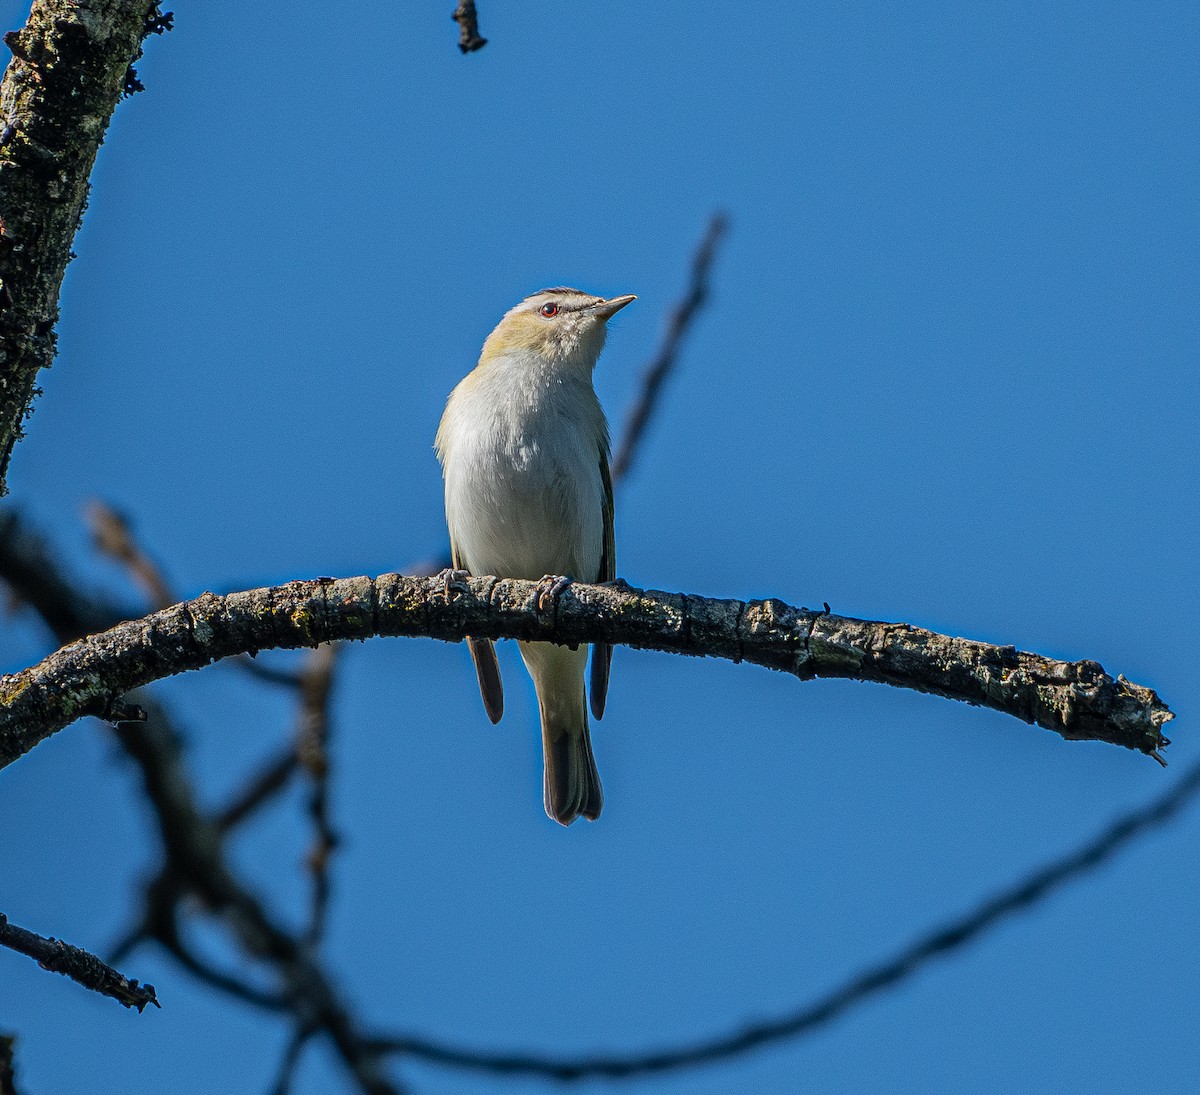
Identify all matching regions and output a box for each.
[0,513,403,1094]
[451,1,487,53]
[611,212,729,483]
[296,642,341,945]
[214,746,300,832]
[0,911,158,1011]
[365,756,1200,1079]
[269,1025,317,1095]
[0,1032,20,1095]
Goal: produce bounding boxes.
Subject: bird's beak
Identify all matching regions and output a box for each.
[588,294,637,320]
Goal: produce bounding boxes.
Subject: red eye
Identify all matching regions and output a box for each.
[540,302,558,317]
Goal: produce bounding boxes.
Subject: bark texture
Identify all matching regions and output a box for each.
[0,912,158,1010]
[0,0,160,493]
[0,574,1173,770]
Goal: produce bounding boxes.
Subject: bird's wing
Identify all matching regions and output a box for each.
[589,446,616,720]
[453,539,504,724]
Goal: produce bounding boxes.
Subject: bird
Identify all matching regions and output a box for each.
[435,287,635,825]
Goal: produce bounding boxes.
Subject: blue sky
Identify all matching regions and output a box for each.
[2,1,1198,1092]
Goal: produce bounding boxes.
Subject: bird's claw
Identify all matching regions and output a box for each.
[535,574,573,613]
[439,568,471,599]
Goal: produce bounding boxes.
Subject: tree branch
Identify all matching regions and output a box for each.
[296,642,340,946]
[0,1032,21,1095]
[367,755,1200,1079]
[214,746,300,832]
[0,911,158,1011]
[611,212,728,484]
[450,1,486,54]
[0,1,169,495]
[0,574,1173,770]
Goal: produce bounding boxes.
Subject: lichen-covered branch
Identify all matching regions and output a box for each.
[0,0,168,494]
[0,910,158,1010]
[0,574,1173,771]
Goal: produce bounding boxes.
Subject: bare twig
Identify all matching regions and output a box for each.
[233,655,305,689]
[86,500,176,609]
[0,514,402,1095]
[0,509,131,635]
[0,574,1173,770]
[611,212,728,484]
[112,709,402,1094]
[118,872,287,1012]
[0,911,158,1011]
[268,1025,317,1095]
[451,1,487,53]
[215,747,301,833]
[0,498,1190,1087]
[367,756,1200,1078]
[85,500,304,689]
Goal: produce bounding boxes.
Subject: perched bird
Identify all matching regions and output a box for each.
[435,287,635,825]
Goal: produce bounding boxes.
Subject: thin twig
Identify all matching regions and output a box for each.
[451,1,487,53]
[86,500,175,610]
[0,912,159,1011]
[369,757,1200,1078]
[268,1025,318,1095]
[85,501,304,689]
[215,748,301,833]
[0,515,402,1094]
[611,212,728,485]
[233,655,305,689]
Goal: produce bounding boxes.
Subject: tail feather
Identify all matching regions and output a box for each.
[520,640,603,826]
[542,719,603,825]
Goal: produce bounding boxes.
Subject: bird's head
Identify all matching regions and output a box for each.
[479,288,636,371]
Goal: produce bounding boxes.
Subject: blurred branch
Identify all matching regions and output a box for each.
[0,499,1191,1086]
[0,1032,22,1095]
[85,499,304,689]
[0,1,170,495]
[451,1,487,53]
[215,747,300,833]
[116,872,287,1011]
[611,212,728,485]
[268,1025,317,1095]
[0,509,132,635]
[368,756,1200,1079]
[0,573,1173,770]
[296,642,341,945]
[0,911,158,1011]
[0,510,402,1095]
[86,500,175,610]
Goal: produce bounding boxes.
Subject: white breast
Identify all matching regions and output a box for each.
[437,350,608,583]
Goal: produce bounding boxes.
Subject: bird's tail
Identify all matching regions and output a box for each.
[518,641,603,825]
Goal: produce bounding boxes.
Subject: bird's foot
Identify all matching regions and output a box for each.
[439,568,471,599]
[535,574,573,613]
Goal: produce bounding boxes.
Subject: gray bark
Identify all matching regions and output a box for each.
[0,574,1173,771]
[0,0,161,494]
